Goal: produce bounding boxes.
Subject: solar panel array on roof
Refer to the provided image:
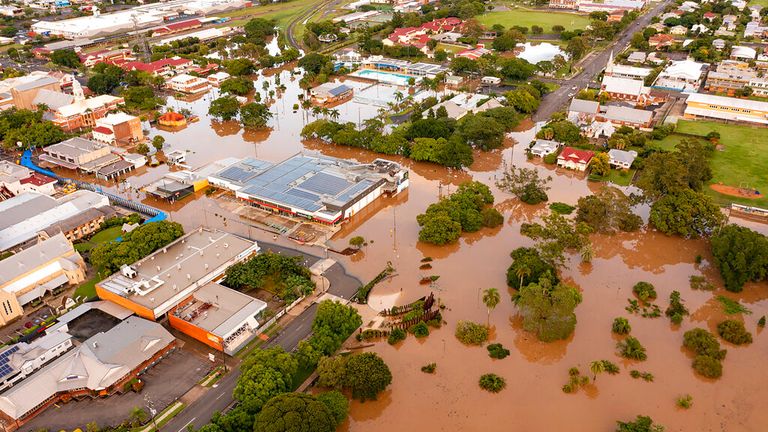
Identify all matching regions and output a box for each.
[0,346,19,379]
[337,179,375,203]
[329,85,351,96]
[216,158,273,183]
[299,172,351,196]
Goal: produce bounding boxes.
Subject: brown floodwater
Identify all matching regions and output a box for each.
[39,64,768,431]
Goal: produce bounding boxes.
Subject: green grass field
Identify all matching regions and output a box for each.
[477,8,591,31]
[73,226,121,252]
[219,0,317,28]
[648,134,706,152]
[675,120,768,208]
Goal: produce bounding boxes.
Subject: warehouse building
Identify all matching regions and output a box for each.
[212,154,409,225]
[168,282,267,354]
[96,228,259,321]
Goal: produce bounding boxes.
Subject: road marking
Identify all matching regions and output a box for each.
[216,392,225,400]
[178,417,196,432]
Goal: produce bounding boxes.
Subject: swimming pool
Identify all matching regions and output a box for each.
[348,69,421,87]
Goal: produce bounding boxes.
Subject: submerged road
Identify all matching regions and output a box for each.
[162,241,361,432]
[533,0,674,122]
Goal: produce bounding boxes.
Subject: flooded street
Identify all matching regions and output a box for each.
[49,63,768,431]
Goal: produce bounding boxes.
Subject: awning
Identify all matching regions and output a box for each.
[16,274,70,305]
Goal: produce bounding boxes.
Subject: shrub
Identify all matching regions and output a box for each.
[617,336,647,361]
[716,320,752,345]
[487,343,510,359]
[543,152,558,164]
[632,282,657,302]
[612,317,631,335]
[716,296,751,315]
[601,360,620,375]
[629,370,654,382]
[616,415,665,432]
[683,328,727,360]
[421,363,436,373]
[549,202,575,214]
[759,316,766,328]
[676,394,693,409]
[409,322,430,338]
[478,373,506,393]
[481,207,504,228]
[665,291,689,325]
[689,275,714,291]
[692,354,722,378]
[387,328,406,345]
[455,321,489,345]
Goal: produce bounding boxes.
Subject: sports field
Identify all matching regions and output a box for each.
[219,0,317,28]
[477,8,591,32]
[675,120,768,208]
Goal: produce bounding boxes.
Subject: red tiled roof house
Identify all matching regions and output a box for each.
[557,147,595,171]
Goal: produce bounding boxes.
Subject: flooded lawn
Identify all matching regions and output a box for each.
[50,64,768,431]
[516,42,568,64]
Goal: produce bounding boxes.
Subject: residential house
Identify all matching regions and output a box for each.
[683,93,768,124]
[744,21,768,39]
[557,147,594,171]
[445,75,464,89]
[722,14,738,30]
[529,139,561,157]
[691,24,709,34]
[702,11,717,22]
[568,98,601,124]
[310,82,354,104]
[649,34,675,49]
[120,57,193,77]
[166,74,210,94]
[456,45,491,60]
[0,162,56,197]
[586,119,617,138]
[712,39,726,50]
[627,51,648,63]
[207,71,230,87]
[605,53,653,80]
[384,18,463,52]
[607,149,638,169]
[652,59,706,91]
[670,25,688,36]
[601,105,654,129]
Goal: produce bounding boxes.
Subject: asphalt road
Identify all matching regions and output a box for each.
[533,0,674,121]
[161,242,361,432]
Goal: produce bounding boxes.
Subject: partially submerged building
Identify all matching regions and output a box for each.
[211,154,409,224]
[41,137,137,180]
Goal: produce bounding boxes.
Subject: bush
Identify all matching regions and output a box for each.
[478,373,506,393]
[716,295,751,315]
[759,316,766,328]
[481,207,504,228]
[616,415,665,432]
[629,370,654,382]
[617,336,647,361]
[487,343,510,359]
[543,152,558,164]
[689,275,714,291]
[716,320,752,345]
[676,394,693,409]
[612,317,631,335]
[683,328,727,360]
[455,321,489,345]
[665,291,689,325]
[409,322,430,338]
[632,282,657,302]
[421,363,436,373]
[692,354,722,378]
[387,328,406,345]
[601,360,620,375]
[549,202,575,214]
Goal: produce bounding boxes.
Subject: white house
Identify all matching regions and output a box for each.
[529,139,561,157]
[607,149,638,169]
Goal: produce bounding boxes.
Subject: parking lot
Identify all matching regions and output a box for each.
[22,348,210,431]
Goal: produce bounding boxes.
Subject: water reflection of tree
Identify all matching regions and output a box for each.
[689,297,733,333]
[495,198,546,224]
[210,119,241,137]
[242,127,272,143]
[590,231,708,274]
[348,389,392,422]
[509,315,571,364]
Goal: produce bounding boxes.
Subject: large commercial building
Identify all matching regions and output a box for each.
[92,113,144,145]
[684,93,768,124]
[41,137,137,180]
[0,314,176,431]
[0,234,86,326]
[96,228,259,321]
[211,155,409,225]
[30,0,251,39]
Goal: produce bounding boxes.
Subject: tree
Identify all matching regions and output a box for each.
[51,49,81,68]
[565,37,589,60]
[515,276,582,342]
[590,360,605,382]
[496,165,552,204]
[311,300,363,355]
[616,415,665,432]
[520,213,592,267]
[417,181,495,244]
[482,288,501,327]
[235,347,298,414]
[635,139,712,201]
[591,152,610,177]
[128,407,147,427]
[343,353,392,401]
[151,135,165,151]
[209,96,240,121]
[298,53,330,74]
[649,190,725,238]
[710,224,768,292]
[349,236,365,249]
[219,76,254,96]
[575,187,642,234]
[717,320,752,345]
[316,391,349,427]
[253,393,336,432]
[436,135,474,168]
[617,336,647,360]
[479,373,506,392]
[493,29,524,51]
[457,115,505,150]
[506,247,557,289]
[455,321,489,345]
[450,57,479,74]
[505,88,540,114]
[120,86,162,111]
[317,356,347,390]
[418,213,462,245]
[223,58,255,76]
[136,142,150,155]
[612,317,631,334]
[240,102,272,129]
[90,221,184,274]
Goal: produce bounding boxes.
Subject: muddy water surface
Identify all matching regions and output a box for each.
[49,65,768,431]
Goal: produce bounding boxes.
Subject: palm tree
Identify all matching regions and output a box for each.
[312,106,322,118]
[516,265,531,289]
[590,360,605,382]
[393,91,404,105]
[581,243,593,263]
[482,288,501,327]
[329,109,340,121]
[320,107,330,119]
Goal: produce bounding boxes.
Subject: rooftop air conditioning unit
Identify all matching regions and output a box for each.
[120,265,137,279]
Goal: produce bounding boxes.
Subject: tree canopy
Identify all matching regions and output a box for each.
[575,187,642,234]
[343,352,392,401]
[710,224,768,292]
[209,96,241,121]
[520,213,592,267]
[235,346,298,415]
[506,247,558,289]
[515,276,582,342]
[496,165,552,205]
[240,102,272,129]
[223,252,314,303]
[220,76,255,96]
[417,181,498,245]
[90,221,184,274]
[253,393,336,432]
[635,139,712,201]
[649,190,724,238]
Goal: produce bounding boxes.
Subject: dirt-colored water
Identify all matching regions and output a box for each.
[42,65,768,431]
